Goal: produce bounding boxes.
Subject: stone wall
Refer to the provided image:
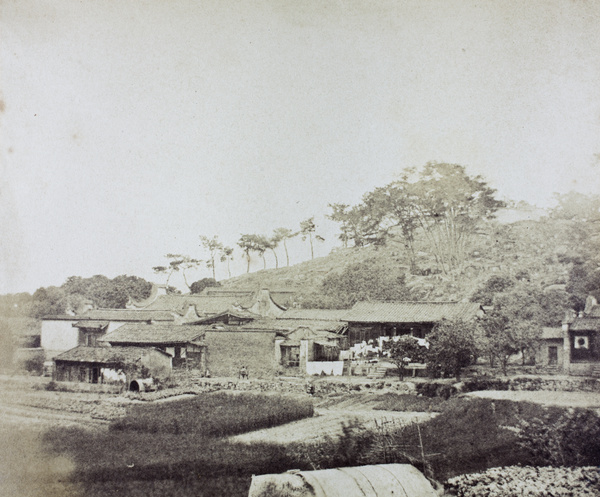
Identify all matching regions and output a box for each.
[203,330,278,378]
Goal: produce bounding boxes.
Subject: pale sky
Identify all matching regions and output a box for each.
[1,0,600,294]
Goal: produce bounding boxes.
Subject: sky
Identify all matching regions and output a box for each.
[1,0,600,294]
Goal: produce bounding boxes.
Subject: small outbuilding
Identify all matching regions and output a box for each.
[536,327,564,371]
[53,345,172,385]
[248,464,439,497]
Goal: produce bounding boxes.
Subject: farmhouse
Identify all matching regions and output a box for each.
[562,296,600,376]
[100,324,206,369]
[536,327,564,371]
[41,308,178,359]
[53,346,172,385]
[342,301,484,345]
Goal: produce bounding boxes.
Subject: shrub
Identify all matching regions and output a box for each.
[446,466,600,497]
[110,392,314,437]
[285,419,424,473]
[23,354,44,375]
[45,380,58,391]
[416,382,458,399]
[517,408,600,466]
[375,393,449,412]
[460,378,509,393]
[425,319,478,381]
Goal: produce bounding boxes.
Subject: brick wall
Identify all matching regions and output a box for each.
[204,330,278,378]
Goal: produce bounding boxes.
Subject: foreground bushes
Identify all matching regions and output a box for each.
[446,466,600,496]
[287,398,541,480]
[517,408,600,466]
[374,393,449,412]
[110,391,314,437]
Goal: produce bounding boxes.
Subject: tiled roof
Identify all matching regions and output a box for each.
[188,309,261,325]
[541,327,563,340]
[265,318,346,334]
[143,295,248,314]
[84,309,176,321]
[203,288,297,307]
[278,309,348,321]
[342,301,483,323]
[43,309,175,322]
[195,318,346,334]
[283,326,340,340]
[586,306,600,318]
[101,324,205,345]
[570,318,600,332]
[72,320,109,329]
[202,289,254,297]
[54,346,168,364]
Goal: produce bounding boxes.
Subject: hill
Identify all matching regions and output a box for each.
[220,212,596,307]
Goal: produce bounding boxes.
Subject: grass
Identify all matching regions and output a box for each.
[39,392,586,496]
[43,428,293,497]
[110,391,314,437]
[379,397,568,479]
[41,391,314,497]
[374,393,450,412]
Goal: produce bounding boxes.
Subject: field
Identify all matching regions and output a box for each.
[2,375,600,496]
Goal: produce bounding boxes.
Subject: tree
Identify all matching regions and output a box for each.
[408,163,505,274]
[327,203,381,248]
[490,283,568,365]
[199,235,223,280]
[30,286,69,318]
[550,191,600,222]
[253,234,270,269]
[299,259,412,309]
[426,319,479,381]
[384,335,427,380]
[190,278,221,294]
[219,246,234,279]
[362,181,420,269]
[478,312,516,374]
[470,275,515,306]
[272,227,297,266]
[328,163,504,274]
[237,234,270,272]
[153,254,201,291]
[300,217,324,260]
[566,260,600,311]
[237,235,255,273]
[268,231,282,269]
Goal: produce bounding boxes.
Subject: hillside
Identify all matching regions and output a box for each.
[221,214,595,306]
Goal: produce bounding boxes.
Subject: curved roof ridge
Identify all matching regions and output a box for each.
[126,284,162,309]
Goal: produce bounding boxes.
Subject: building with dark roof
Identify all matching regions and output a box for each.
[41,308,182,360]
[127,287,288,318]
[53,346,172,385]
[562,296,600,376]
[341,301,484,345]
[100,324,206,369]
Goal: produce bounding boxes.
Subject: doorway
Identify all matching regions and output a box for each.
[548,346,558,365]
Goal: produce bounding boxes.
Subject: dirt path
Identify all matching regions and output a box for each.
[0,401,110,430]
[231,403,435,444]
[465,390,600,409]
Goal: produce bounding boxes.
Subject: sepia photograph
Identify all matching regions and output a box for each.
[1,1,600,496]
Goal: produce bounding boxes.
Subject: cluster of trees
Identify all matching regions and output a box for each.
[0,275,154,319]
[234,218,324,272]
[328,162,505,274]
[153,218,325,290]
[299,259,414,309]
